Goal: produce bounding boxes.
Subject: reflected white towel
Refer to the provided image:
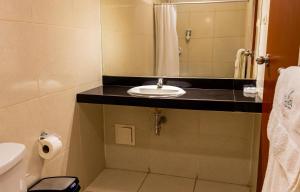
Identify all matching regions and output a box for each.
[263,66,300,192]
[234,49,246,79]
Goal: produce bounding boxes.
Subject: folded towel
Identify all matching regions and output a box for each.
[263,66,300,192]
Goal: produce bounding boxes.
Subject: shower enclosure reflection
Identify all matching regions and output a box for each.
[101,0,257,79]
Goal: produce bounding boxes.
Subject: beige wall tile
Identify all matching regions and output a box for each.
[38,89,77,150]
[105,144,150,172]
[78,104,105,186]
[41,150,69,177]
[177,11,189,38]
[77,81,102,93]
[197,155,251,185]
[176,2,250,78]
[75,28,102,85]
[199,111,254,158]
[104,105,153,147]
[32,0,73,26]
[213,37,243,63]
[189,4,215,12]
[149,109,200,154]
[32,25,79,95]
[133,35,155,76]
[189,38,213,62]
[0,21,39,108]
[134,3,155,35]
[102,32,136,76]
[101,2,135,33]
[66,104,87,187]
[214,2,247,11]
[213,61,235,78]
[190,11,214,38]
[0,99,44,183]
[104,106,261,186]
[0,0,32,21]
[0,0,103,189]
[175,4,191,13]
[101,0,155,76]
[188,61,213,77]
[73,0,101,29]
[149,150,198,178]
[214,10,246,37]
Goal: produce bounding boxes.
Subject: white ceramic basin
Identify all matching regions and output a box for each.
[127,85,186,98]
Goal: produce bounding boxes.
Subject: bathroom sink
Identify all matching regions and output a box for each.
[127,85,186,98]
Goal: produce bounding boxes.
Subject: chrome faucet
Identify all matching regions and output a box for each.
[157,78,163,89]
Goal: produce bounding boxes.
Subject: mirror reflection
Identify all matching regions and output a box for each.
[101,0,257,79]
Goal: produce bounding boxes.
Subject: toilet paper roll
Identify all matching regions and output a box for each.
[38,135,62,160]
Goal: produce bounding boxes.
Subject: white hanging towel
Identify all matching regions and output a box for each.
[262,66,300,192]
[155,4,180,77]
[234,48,246,79]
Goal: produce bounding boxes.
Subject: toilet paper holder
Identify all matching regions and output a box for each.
[38,131,63,160]
[39,131,61,141]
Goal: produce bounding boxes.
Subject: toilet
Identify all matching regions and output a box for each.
[0,143,26,192]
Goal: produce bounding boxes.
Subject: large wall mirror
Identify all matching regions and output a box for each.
[100,0,257,79]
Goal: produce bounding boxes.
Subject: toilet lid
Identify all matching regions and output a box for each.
[0,143,26,176]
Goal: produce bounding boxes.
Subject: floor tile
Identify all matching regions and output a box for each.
[195,180,250,192]
[85,169,146,192]
[139,174,194,192]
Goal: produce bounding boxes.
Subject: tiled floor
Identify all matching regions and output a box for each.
[85,169,250,192]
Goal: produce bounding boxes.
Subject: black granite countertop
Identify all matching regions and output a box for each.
[77,84,262,113]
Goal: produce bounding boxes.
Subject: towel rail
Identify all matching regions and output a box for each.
[154,0,249,6]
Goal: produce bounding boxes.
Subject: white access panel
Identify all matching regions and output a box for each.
[115,124,135,146]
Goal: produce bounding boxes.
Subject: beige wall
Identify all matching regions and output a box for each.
[101,0,155,76]
[0,0,104,189]
[177,2,252,78]
[103,105,261,190]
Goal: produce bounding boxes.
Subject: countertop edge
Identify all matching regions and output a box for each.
[76,86,262,113]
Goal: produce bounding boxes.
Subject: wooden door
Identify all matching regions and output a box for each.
[257,0,300,191]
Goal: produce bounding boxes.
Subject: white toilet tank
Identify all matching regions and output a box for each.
[0,143,26,192]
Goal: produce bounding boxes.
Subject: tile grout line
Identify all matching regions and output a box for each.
[136,168,151,192]
[192,175,198,192]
